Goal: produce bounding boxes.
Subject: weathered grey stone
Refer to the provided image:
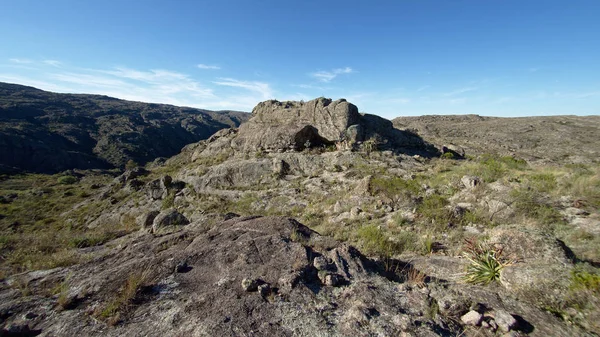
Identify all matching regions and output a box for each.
[333,201,343,213]
[147,179,167,200]
[257,283,271,297]
[345,124,364,143]
[272,159,288,178]
[160,175,172,189]
[151,209,189,234]
[493,309,518,332]
[124,167,149,181]
[136,210,160,230]
[241,278,259,292]
[322,273,343,286]
[435,293,471,317]
[350,207,362,218]
[354,175,372,196]
[231,98,429,153]
[461,310,483,326]
[313,256,331,271]
[461,175,481,189]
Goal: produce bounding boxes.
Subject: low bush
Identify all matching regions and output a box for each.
[357,225,405,258]
[511,188,563,226]
[416,194,451,226]
[57,176,78,185]
[370,176,421,202]
[570,267,600,293]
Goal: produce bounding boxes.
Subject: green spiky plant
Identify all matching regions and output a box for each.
[463,238,512,285]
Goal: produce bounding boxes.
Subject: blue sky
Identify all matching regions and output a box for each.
[0,0,599,118]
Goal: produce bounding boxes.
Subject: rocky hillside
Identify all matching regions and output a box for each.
[1,98,599,336]
[393,114,600,165]
[0,82,249,174]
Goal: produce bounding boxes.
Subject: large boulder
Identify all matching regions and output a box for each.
[231,98,430,153]
[151,209,189,234]
[232,98,359,152]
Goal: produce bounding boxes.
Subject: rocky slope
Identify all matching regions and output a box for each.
[0,98,599,336]
[0,82,249,174]
[393,114,600,164]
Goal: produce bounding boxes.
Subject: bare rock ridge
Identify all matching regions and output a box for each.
[0,216,552,336]
[232,97,432,153]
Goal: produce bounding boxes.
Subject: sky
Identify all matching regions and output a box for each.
[0,0,599,119]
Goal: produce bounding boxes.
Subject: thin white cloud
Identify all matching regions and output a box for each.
[310,67,353,82]
[575,91,600,98]
[552,91,600,99]
[389,98,411,104]
[449,98,467,104]
[9,58,33,64]
[443,87,478,96]
[416,85,430,92]
[44,60,62,67]
[213,77,273,99]
[293,84,333,91]
[197,64,220,70]
[492,97,515,104]
[102,68,188,83]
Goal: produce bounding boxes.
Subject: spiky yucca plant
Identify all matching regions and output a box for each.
[463,238,511,285]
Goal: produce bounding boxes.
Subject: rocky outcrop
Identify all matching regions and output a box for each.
[231,97,431,153]
[0,216,458,336]
[1,216,588,336]
[232,98,359,151]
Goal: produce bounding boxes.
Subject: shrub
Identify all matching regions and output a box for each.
[417,194,451,225]
[570,267,600,293]
[440,152,454,159]
[125,160,139,170]
[511,188,563,225]
[357,225,404,258]
[370,176,421,202]
[57,176,77,185]
[161,193,175,210]
[465,154,528,183]
[528,172,557,193]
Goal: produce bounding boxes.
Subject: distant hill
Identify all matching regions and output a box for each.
[0,82,249,173]
[393,114,600,164]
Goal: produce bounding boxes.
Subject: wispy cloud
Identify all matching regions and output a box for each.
[575,91,600,98]
[448,98,467,104]
[310,67,353,82]
[293,83,332,91]
[213,78,273,99]
[0,59,280,110]
[416,85,430,92]
[9,58,33,64]
[197,63,221,70]
[492,97,515,104]
[443,87,478,96]
[379,97,411,105]
[43,60,62,67]
[552,91,600,99]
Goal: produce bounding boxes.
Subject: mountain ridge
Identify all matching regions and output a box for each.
[0,82,249,174]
